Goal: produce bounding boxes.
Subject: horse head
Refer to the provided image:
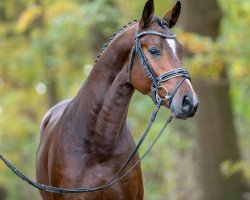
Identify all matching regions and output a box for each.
[129,0,199,119]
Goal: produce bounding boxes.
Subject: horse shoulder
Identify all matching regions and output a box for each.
[37,99,73,165]
[36,99,73,192]
[39,99,72,138]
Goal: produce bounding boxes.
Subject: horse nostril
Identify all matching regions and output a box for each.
[182,95,191,114]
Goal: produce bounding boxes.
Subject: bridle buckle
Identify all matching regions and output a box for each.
[157,85,171,101]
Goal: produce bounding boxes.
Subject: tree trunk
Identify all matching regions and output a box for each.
[181,0,222,40]
[88,0,119,56]
[0,186,7,200]
[180,0,245,200]
[46,67,60,107]
[194,78,244,200]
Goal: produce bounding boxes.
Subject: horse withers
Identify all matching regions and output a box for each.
[36,1,199,199]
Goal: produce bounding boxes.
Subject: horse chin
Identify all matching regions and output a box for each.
[170,108,197,120]
[160,100,186,119]
[169,97,198,120]
[170,104,189,120]
[171,112,188,120]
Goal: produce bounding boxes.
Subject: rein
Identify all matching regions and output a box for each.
[0,28,190,194]
[0,100,172,194]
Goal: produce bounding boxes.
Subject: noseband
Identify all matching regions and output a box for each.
[128,29,190,106]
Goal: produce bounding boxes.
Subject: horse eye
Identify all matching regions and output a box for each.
[148,48,160,56]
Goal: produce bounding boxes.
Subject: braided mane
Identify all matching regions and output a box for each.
[94,16,167,63]
[95,20,138,63]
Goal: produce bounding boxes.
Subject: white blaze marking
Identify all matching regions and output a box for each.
[185,79,198,102]
[166,39,177,56]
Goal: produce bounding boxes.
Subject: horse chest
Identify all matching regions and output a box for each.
[49,157,143,200]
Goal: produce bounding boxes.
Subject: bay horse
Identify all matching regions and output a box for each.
[36,0,199,199]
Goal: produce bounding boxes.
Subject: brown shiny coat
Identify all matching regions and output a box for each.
[36,1,198,199]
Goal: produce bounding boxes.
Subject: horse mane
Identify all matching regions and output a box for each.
[94,16,165,63]
[95,20,138,63]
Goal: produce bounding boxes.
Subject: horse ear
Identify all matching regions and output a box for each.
[139,0,155,29]
[163,1,181,29]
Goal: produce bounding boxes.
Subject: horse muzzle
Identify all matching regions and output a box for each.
[170,93,199,119]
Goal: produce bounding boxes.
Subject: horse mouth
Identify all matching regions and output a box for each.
[170,104,198,120]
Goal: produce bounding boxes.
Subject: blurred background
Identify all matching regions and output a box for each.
[0,0,250,199]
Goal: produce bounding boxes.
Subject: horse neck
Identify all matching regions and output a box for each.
[72,25,137,154]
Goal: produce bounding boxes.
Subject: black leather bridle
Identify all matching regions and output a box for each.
[0,26,192,194]
[128,28,190,106]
